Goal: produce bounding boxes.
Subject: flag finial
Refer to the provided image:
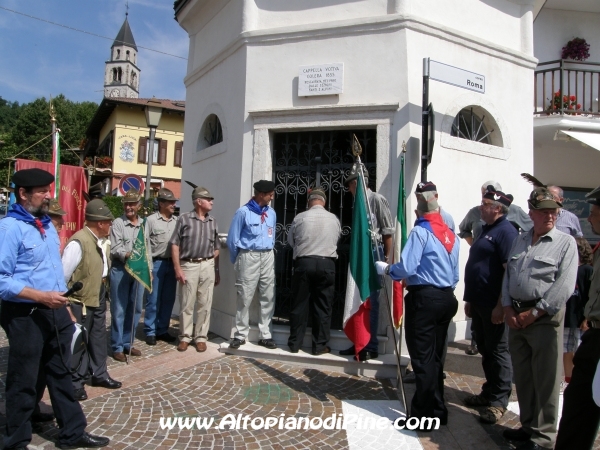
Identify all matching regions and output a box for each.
[351,133,362,157]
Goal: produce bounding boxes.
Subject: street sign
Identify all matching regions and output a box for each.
[429,60,485,94]
[119,174,145,196]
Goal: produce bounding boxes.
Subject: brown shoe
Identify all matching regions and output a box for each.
[124,347,141,357]
[113,352,126,362]
[177,341,189,352]
[195,342,207,353]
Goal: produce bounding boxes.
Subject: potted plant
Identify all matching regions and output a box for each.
[547,91,582,115]
[562,38,590,61]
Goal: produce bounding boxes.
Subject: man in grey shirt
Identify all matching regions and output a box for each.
[144,188,178,346]
[501,186,578,449]
[547,185,584,237]
[109,188,152,361]
[287,187,341,355]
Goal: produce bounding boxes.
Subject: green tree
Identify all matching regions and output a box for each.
[0,95,97,188]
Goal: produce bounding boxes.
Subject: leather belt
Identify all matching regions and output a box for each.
[511,298,539,310]
[588,319,600,329]
[406,285,452,292]
[155,257,172,261]
[181,257,213,263]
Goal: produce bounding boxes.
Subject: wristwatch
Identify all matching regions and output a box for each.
[385,265,390,275]
[530,308,539,318]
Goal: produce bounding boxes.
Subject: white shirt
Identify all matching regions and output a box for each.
[62,227,109,283]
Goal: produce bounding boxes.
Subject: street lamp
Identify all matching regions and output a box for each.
[144,97,163,202]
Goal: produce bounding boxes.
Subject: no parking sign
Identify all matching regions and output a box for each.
[118,174,145,196]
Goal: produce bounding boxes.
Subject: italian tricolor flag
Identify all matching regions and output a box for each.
[343,173,381,356]
[392,156,407,328]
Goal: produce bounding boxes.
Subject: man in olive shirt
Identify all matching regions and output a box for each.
[501,187,578,450]
[556,187,600,450]
[144,188,178,345]
[287,187,341,355]
[170,187,220,353]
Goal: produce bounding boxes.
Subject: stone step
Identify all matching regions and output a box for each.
[219,341,409,379]
[248,324,392,355]
[444,339,484,378]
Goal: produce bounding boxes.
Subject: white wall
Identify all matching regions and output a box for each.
[534,8,600,62]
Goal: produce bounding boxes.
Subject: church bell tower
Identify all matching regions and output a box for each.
[104,13,140,98]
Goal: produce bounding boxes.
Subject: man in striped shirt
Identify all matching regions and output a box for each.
[170,187,220,353]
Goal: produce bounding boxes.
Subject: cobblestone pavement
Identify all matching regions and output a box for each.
[1,321,599,449]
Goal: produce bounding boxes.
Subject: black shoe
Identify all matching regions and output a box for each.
[503,427,531,442]
[403,369,416,383]
[145,336,157,346]
[355,350,378,361]
[514,442,541,450]
[157,333,177,343]
[288,345,299,353]
[339,346,356,356]
[31,411,55,423]
[312,346,331,356]
[91,376,122,389]
[258,338,277,349]
[229,338,246,349]
[57,432,110,448]
[73,388,88,401]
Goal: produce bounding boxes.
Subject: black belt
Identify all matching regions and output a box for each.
[155,257,172,261]
[297,256,336,261]
[406,285,452,292]
[1,300,51,310]
[181,257,213,263]
[511,298,539,309]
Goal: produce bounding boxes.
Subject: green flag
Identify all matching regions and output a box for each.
[125,221,152,292]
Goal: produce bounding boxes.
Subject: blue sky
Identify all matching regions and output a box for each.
[0,0,188,105]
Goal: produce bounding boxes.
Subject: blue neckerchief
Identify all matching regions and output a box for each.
[245,198,269,223]
[6,203,51,226]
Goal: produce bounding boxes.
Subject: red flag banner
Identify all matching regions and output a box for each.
[15,159,88,250]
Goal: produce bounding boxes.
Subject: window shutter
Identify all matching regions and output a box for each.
[158,140,168,166]
[138,137,147,164]
[174,141,183,168]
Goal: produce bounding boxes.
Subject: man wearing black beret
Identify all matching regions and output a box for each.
[463,186,517,424]
[227,180,278,350]
[0,168,109,448]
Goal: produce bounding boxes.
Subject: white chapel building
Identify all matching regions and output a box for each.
[173,0,539,353]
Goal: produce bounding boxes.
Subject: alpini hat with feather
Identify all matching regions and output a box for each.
[520,173,562,209]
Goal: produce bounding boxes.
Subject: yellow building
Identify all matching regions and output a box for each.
[85,97,185,198]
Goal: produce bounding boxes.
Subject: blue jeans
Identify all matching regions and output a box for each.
[110,263,145,353]
[144,259,177,337]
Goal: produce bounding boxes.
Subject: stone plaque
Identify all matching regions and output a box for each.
[298,63,344,96]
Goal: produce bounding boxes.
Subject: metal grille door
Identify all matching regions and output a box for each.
[272,129,377,330]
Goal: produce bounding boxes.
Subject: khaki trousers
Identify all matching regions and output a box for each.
[177,259,215,343]
[509,313,564,449]
[234,250,275,340]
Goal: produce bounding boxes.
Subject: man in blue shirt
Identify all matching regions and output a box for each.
[0,168,108,449]
[375,190,459,428]
[227,180,277,349]
[463,186,518,424]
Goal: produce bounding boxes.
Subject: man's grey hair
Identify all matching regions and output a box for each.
[491,201,509,215]
[481,180,502,191]
[547,185,564,198]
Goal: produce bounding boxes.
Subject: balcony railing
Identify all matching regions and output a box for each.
[534,59,600,117]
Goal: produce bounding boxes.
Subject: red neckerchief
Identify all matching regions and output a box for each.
[34,218,46,236]
[415,213,455,253]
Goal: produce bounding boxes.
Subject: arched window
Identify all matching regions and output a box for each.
[451,107,493,144]
[126,50,130,61]
[199,114,223,150]
[116,49,120,60]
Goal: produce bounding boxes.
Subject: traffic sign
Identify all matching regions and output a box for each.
[119,174,145,196]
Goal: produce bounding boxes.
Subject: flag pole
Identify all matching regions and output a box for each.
[351,134,407,411]
[126,285,139,365]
